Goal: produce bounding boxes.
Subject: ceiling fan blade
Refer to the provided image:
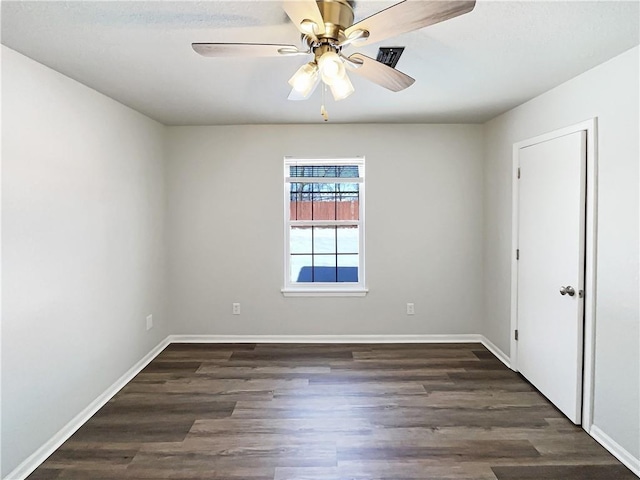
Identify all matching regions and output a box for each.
[192,43,308,58]
[282,0,326,35]
[347,53,415,92]
[345,0,475,47]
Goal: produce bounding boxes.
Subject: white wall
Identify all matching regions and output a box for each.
[1,46,168,476]
[165,124,484,336]
[483,46,639,461]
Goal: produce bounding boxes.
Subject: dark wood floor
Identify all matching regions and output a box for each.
[28,343,634,480]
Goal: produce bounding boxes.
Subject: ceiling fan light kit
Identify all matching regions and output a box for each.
[289,48,355,101]
[193,0,476,118]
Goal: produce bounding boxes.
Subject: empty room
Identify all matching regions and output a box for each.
[1,0,639,479]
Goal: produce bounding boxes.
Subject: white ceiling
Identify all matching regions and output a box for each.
[2,1,639,125]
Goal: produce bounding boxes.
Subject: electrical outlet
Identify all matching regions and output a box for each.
[406,303,415,315]
[146,314,153,330]
[232,303,241,315]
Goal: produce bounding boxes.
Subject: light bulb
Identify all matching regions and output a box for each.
[318,51,345,85]
[323,58,340,77]
[288,62,319,97]
[329,73,354,101]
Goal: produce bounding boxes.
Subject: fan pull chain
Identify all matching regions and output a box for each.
[321,83,329,121]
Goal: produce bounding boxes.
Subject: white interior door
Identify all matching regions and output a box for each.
[517,131,586,424]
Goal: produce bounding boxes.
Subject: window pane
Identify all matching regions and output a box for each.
[312,188,336,220]
[290,183,312,220]
[291,255,313,282]
[290,227,312,254]
[290,201,312,220]
[313,226,336,254]
[290,165,359,178]
[337,226,358,254]
[338,182,359,192]
[337,254,359,282]
[337,193,359,220]
[313,254,336,282]
[337,183,359,220]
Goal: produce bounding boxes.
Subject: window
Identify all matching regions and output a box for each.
[283,157,366,296]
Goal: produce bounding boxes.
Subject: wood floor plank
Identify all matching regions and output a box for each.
[37,443,139,468]
[337,441,541,461]
[25,469,62,480]
[273,382,428,397]
[141,361,203,373]
[196,365,332,376]
[69,418,196,443]
[307,372,455,384]
[26,343,632,480]
[491,464,637,479]
[339,461,499,480]
[30,465,129,479]
[155,350,235,361]
[230,351,353,362]
[352,349,481,360]
[189,418,373,442]
[128,444,337,469]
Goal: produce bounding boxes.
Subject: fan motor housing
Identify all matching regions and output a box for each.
[317,0,354,41]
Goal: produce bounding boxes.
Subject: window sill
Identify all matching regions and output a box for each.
[281,288,369,297]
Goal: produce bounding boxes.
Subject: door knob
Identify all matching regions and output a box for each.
[560,286,576,296]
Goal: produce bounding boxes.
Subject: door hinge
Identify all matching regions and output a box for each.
[514,329,519,341]
[517,167,521,179]
[516,249,520,260]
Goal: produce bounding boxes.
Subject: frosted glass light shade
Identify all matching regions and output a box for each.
[330,73,355,101]
[288,62,319,98]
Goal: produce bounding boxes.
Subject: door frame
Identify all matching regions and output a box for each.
[510,118,598,431]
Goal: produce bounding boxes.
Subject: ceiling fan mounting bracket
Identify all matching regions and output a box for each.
[315,0,354,42]
[301,0,369,61]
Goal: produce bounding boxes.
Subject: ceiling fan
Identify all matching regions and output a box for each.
[192,0,476,102]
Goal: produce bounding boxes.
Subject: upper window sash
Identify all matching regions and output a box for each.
[284,157,364,165]
[284,158,364,174]
[285,176,364,184]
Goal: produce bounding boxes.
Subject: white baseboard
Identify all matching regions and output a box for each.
[590,424,640,477]
[479,336,511,368]
[168,333,486,344]
[4,338,170,480]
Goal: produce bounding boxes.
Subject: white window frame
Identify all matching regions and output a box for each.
[282,157,367,297]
